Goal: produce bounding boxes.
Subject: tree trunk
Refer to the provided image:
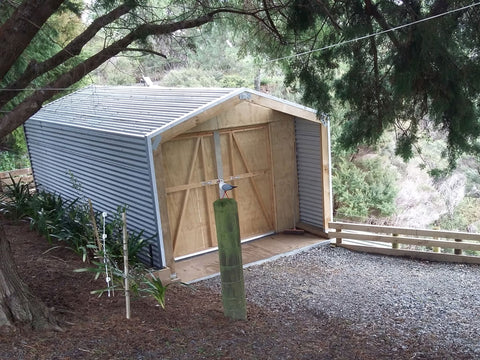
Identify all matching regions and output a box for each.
[0,225,61,330]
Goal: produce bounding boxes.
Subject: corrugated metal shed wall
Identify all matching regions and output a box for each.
[24,121,163,268]
[295,119,324,229]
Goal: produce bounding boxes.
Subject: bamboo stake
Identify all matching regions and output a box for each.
[122,212,130,319]
[88,199,102,251]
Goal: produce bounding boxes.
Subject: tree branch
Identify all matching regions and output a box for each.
[363,0,401,49]
[0,3,289,138]
[0,0,65,80]
[315,0,342,31]
[123,48,167,58]
[262,0,285,43]
[0,3,132,109]
[0,12,217,138]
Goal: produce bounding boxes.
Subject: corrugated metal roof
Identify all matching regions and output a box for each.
[28,86,244,136]
[28,85,319,137]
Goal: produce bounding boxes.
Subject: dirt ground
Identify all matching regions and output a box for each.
[1,219,476,360]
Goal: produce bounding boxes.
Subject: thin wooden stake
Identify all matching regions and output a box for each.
[122,212,130,319]
[88,199,102,251]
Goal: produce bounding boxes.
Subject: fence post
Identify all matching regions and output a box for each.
[213,198,247,321]
[454,239,462,255]
[432,226,440,253]
[335,228,342,246]
[392,234,399,249]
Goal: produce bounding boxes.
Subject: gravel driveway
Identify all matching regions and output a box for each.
[201,244,480,359]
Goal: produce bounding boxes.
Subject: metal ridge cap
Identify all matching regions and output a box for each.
[240,88,319,114]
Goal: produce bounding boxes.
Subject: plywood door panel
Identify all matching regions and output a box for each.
[221,126,274,239]
[163,135,218,257]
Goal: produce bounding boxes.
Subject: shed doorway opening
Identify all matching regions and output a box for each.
[163,125,275,258]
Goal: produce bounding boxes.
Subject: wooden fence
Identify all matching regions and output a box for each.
[329,221,480,265]
[0,168,34,193]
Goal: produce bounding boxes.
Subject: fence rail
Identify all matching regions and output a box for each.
[0,168,34,193]
[329,221,480,265]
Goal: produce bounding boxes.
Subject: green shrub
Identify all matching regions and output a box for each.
[141,272,171,309]
[0,151,30,171]
[0,174,33,219]
[0,176,150,265]
[435,197,480,232]
[102,205,151,266]
[333,156,397,220]
[28,191,71,242]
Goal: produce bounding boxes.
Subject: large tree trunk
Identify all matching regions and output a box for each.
[0,225,61,330]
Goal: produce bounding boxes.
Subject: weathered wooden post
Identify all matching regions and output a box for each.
[335,228,342,246]
[392,233,399,249]
[432,226,440,253]
[213,198,247,320]
[454,239,463,255]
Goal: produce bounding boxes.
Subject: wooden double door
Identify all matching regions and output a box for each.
[163,125,274,258]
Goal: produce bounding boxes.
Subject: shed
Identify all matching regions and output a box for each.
[24,86,331,274]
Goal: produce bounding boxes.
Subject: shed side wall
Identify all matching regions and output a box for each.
[24,120,163,268]
[295,119,324,229]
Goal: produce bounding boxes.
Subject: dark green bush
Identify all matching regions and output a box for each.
[0,176,150,265]
[333,156,397,220]
[0,174,32,219]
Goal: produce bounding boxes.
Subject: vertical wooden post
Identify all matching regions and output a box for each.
[432,227,440,253]
[392,234,399,249]
[213,198,246,321]
[335,228,342,246]
[122,212,130,320]
[454,239,462,255]
[320,123,332,230]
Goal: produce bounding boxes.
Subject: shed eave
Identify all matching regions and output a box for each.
[145,88,327,143]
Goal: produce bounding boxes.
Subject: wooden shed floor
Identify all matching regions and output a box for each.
[175,232,329,283]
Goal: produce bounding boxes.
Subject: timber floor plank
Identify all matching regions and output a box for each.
[175,232,326,283]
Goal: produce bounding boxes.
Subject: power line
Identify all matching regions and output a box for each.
[265,1,480,64]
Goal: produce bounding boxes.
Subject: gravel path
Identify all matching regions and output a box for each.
[201,244,480,359]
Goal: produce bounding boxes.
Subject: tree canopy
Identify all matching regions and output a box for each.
[246,0,480,167]
[0,0,286,140]
[2,0,480,168]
